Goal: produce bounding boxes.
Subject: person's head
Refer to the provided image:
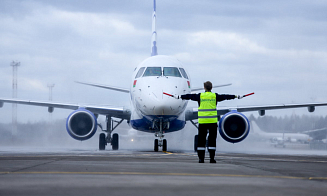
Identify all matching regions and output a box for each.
[204,81,212,92]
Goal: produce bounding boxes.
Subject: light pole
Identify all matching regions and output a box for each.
[10,61,20,136]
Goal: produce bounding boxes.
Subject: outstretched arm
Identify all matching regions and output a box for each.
[180,94,200,102]
[216,94,237,102]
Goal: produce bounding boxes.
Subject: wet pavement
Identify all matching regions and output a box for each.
[0,147,326,196]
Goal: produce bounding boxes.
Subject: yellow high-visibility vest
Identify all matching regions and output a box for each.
[198,92,218,124]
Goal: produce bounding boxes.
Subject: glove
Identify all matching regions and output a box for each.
[173,95,180,99]
[237,95,243,99]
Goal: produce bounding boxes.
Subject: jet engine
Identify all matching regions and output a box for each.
[218,111,250,143]
[66,108,97,141]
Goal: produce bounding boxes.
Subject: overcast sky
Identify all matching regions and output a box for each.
[1,0,327,123]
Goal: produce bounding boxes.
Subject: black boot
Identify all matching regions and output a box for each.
[197,150,205,163]
[209,150,216,163]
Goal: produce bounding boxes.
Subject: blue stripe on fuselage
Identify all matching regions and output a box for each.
[130,115,185,133]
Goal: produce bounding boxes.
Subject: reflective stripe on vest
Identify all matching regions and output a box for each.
[198,92,218,124]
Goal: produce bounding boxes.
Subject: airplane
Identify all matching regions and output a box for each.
[1,0,327,152]
[303,127,327,141]
[250,121,312,147]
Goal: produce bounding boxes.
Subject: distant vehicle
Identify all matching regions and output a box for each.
[251,121,312,147]
[1,0,327,151]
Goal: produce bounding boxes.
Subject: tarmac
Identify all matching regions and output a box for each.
[0,146,327,196]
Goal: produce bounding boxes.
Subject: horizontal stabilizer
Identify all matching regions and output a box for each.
[191,83,232,93]
[76,81,130,93]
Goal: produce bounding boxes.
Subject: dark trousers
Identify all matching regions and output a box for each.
[197,123,217,160]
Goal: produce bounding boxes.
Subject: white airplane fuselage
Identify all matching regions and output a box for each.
[129,55,191,133]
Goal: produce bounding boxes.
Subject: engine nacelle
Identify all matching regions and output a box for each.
[66,108,97,141]
[218,111,250,143]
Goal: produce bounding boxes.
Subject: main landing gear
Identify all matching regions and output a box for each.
[190,120,199,152]
[153,119,168,152]
[99,115,123,151]
[190,116,220,152]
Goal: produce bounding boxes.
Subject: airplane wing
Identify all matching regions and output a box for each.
[185,102,327,121]
[0,98,131,120]
[75,81,130,93]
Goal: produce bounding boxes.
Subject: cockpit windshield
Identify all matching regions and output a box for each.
[163,67,182,77]
[179,68,189,79]
[135,67,145,78]
[143,67,162,77]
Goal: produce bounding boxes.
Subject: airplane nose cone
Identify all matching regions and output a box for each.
[153,100,181,116]
[145,90,182,116]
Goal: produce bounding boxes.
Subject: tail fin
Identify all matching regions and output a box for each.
[251,121,265,134]
[151,0,158,56]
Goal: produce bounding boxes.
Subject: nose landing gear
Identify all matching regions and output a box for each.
[154,138,167,152]
[153,119,168,152]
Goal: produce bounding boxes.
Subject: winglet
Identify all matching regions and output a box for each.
[151,0,158,56]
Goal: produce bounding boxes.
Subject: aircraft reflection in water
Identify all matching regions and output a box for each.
[2,0,327,151]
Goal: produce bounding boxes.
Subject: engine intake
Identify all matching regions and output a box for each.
[66,108,97,141]
[218,111,250,143]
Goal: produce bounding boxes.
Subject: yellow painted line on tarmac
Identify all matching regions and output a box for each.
[308,177,327,180]
[215,156,327,163]
[163,151,173,154]
[1,171,326,180]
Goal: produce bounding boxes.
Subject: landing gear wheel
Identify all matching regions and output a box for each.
[112,133,119,150]
[162,139,167,152]
[194,135,198,152]
[99,133,106,150]
[154,139,159,152]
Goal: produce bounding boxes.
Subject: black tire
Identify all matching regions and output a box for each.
[194,135,198,152]
[154,139,159,152]
[99,133,106,150]
[112,133,119,150]
[162,139,167,152]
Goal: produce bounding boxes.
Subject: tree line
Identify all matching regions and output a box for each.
[249,114,327,133]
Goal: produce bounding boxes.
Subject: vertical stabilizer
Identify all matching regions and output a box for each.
[151,0,158,56]
[251,121,265,134]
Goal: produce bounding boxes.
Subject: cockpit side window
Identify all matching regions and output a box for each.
[179,68,189,79]
[135,67,145,78]
[143,67,162,77]
[163,67,182,77]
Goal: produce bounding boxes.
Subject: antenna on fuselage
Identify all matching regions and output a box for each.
[151,0,158,56]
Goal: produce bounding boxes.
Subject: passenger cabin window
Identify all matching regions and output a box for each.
[179,68,189,79]
[143,67,162,77]
[135,67,145,78]
[163,67,182,77]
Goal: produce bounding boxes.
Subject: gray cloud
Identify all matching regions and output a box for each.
[1,0,327,123]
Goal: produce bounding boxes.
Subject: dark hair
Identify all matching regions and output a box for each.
[204,81,212,91]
